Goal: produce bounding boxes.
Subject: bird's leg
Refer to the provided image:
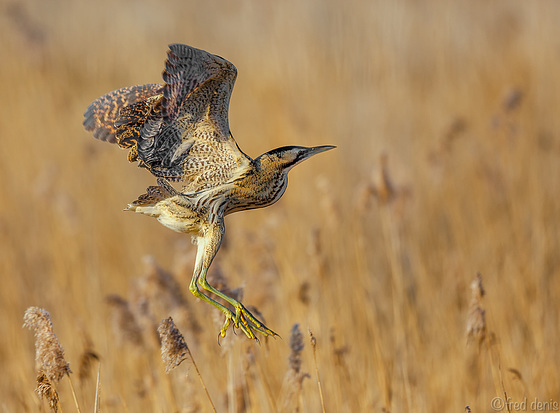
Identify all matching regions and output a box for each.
[193,220,277,340]
[189,235,239,337]
[198,268,277,339]
[188,267,237,334]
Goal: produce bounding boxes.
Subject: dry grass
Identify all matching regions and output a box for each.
[2,0,560,411]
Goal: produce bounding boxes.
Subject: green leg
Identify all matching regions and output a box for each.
[189,269,237,336]
[192,219,277,340]
[198,268,277,339]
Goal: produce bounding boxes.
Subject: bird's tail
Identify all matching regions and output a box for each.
[125,178,179,213]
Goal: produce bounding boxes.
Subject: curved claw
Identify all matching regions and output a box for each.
[220,316,232,338]
[216,304,277,341]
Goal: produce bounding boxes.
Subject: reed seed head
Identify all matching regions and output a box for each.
[158,317,189,373]
[289,324,304,374]
[23,307,71,383]
[281,324,310,412]
[309,328,317,350]
[466,273,487,345]
[36,371,60,412]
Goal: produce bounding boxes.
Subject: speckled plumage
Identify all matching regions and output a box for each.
[83,44,335,340]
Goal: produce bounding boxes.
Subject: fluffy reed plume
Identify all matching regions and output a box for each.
[466,273,487,346]
[105,294,144,347]
[157,317,217,413]
[281,324,310,412]
[36,372,60,412]
[23,307,71,383]
[158,317,189,372]
[289,324,305,374]
[24,307,82,412]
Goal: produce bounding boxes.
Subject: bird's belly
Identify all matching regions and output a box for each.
[155,198,204,235]
[156,214,201,234]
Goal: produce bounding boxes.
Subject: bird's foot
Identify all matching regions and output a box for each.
[235,303,277,339]
[218,304,277,340]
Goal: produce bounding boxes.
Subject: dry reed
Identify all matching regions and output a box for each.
[309,328,326,413]
[35,372,60,412]
[23,307,81,413]
[23,307,71,383]
[158,317,189,373]
[466,273,487,347]
[157,317,217,413]
[280,324,310,412]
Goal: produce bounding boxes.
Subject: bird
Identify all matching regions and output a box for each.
[83,43,335,341]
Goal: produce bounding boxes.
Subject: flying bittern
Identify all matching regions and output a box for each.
[83,43,335,340]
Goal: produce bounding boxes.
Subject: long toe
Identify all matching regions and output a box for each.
[237,306,278,339]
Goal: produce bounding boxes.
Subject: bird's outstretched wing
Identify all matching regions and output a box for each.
[83,44,251,192]
[83,84,163,143]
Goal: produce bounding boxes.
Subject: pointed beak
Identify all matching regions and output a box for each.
[306,145,336,157]
[281,144,336,170]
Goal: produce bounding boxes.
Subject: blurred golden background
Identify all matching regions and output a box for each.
[1,0,560,411]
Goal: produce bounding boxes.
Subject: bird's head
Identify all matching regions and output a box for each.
[260,145,336,172]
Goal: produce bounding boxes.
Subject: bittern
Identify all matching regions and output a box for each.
[83,43,335,340]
